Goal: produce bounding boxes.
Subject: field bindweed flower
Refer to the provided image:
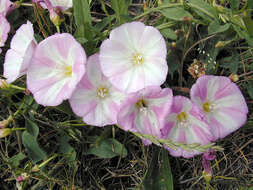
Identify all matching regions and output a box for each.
[3,21,36,83]
[69,54,125,127]
[161,96,214,158]
[117,86,173,144]
[0,0,12,16]
[99,22,168,93]
[27,33,86,106]
[0,14,10,54]
[190,75,248,140]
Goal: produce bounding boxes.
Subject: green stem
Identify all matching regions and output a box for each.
[11,128,26,132]
[9,84,26,91]
[56,25,60,33]
[38,154,58,168]
[133,3,182,20]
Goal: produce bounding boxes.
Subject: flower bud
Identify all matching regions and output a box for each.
[170,42,176,48]
[17,173,29,182]
[229,73,239,82]
[0,128,12,138]
[202,170,212,183]
[143,2,148,11]
[0,120,8,128]
[32,165,40,172]
[158,0,162,6]
[0,79,9,89]
[215,41,226,48]
[50,10,61,27]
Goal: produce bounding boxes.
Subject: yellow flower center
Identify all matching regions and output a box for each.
[97,87,109,98]
[176,112,187,122]
[136,99,147,108]
[64,65,73,77]
[136,99,148,114]
[203,101,213,113]
[132,53,144,66]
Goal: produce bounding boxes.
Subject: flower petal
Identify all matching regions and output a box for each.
[27,33,86,106]
[190,75,248,140]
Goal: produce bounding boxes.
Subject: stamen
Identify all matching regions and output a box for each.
[64,65,72,77]
[176,112,188,128]
[176,112,187,122]
[136,99,147,108]
[203,101,215,113]
[97,87,109,98]
[132,53,144,65]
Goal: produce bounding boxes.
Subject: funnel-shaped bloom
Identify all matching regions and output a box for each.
[0,14,10,54]
[100,22,168,93]
[118,86,173,144]
[0,0,12,16]
[4,21,36,83]
[190,75,248,140]
[162,96,213,158]
[27,33,86,106]
[69,54,125,127]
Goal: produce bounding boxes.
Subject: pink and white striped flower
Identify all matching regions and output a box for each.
[117,86,173,144]
[0,14,10,54]
[161,96,214,158]
[190,75,248,140]
[27,33,86,106]
[4,21,36,83]
[0,0,12,16]
[69,54,125,127]
[99,22,168,93]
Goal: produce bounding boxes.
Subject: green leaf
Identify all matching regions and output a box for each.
[230,0,240,10]
[73,0,94,43]
[25,119,39,137]
[188,0,217,21]
[247,82,253,99]
[54,101,75,116]
[167,52,180,79]
[233,25,253,46]
[22,132,46,163]
[111,0,130,24]
[73,0,91,26]
[160,7,192,21]
[243,121,253,130]
[87,138,127,159]
[243,11,253,36]
[22,119,46,163]
[9,153,26,168]
[219,54,239,73]
[59,134,76,165]
[208,21,231,34]
[141,148,173,190]
[160,28,177,40]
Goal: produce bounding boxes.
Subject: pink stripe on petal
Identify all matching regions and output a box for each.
[177,129,186,143]
[191,125,212,144]
[161,121,174,138]
[220,107,247,127]
[214,82,238,100]
[209,117,225,140]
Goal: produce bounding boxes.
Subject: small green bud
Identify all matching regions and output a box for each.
[229,73,239,82]
[202,170,212,183]
[0,128,12,138]
[215,41,226,48]
[0,79,10,89]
